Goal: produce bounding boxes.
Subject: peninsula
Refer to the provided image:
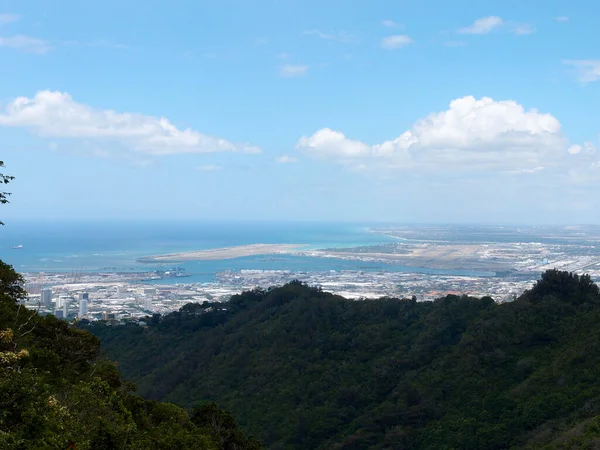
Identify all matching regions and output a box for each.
[137,243,305,263]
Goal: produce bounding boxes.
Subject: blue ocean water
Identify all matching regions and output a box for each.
[0,221,494,282]
[0,220,389,270]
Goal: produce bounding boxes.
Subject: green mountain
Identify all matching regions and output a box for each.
[89,271,600,449]
[0,259,260,450]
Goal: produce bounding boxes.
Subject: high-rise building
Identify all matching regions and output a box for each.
[143,297,152,311]
[41,288,53,308]
[79,292,89,301]
[78,299,88,318]
[63,300,68,319]
[57,296,66,308]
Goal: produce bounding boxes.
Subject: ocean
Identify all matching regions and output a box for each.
[0,220,494,283]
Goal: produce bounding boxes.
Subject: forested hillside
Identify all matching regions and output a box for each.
[0,259,260,449]
[90,270,600,449]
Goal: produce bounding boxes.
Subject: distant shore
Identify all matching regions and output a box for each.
[137,244,305,263]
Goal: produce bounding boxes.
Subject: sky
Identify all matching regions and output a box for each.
[0,0,599,224]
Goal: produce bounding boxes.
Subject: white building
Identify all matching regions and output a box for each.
[78,299,88,318]
[57,296,70,308]
[143,297,152,311]
[41,288,52,308]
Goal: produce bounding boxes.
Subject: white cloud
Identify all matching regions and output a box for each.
[0,13,19,25]
[297,96,574,173]
[0,90,261,156]
[198,164,223,171]
[279,64,308,77]
[568,142,596,155]
[276,155,298,164]
[458,16,504,34]
[381,20,398,28]
[563,60,600,83]
[556,16,569,22]
[511,23,535,35]
[297,128,371,159]
[0,35,51,53]
[276,52,291,60]
[381,35,413,49]
[302,29,353,43]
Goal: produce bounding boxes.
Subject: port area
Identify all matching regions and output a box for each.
[140,267,191,281]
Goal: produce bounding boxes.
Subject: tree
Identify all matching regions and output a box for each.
[0,260,26,303]
[0,160,14,226]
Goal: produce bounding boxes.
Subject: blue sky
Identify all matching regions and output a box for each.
[0,0,599,224]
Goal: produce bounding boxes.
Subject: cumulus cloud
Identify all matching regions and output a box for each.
[276,155,299,164]
[0,90,261,156]
[458,16,504,34]
[381,35,413,49]
[0,13,19,25]
[297,96,575,173]
[0,35,51,53]
[563,60,600,83]
[297,129,371,159]
[279,64,308,77]
[381,20,398,28]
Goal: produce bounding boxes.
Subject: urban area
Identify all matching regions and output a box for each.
[18,225,600,324]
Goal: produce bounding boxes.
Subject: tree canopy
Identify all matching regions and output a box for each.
[0,260,260,449]
[90,272,600,449]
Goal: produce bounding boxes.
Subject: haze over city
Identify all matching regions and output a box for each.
[0,0,598,223]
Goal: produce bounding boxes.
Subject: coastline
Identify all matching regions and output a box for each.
[137,243,306,263]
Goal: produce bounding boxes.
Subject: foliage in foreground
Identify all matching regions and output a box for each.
[91,270,600,449]
[0,259,260,449]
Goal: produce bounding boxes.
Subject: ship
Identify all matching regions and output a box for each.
[141,267,191,281]
[12,244,23,249]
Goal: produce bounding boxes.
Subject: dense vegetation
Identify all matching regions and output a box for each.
[90,271,600,449]
[0,259,260,449]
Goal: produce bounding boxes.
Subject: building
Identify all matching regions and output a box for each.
[57,296,70,309]
[78,299,88,318]
[143,297,153,311]
[102,311,116,321]
[79,292,89,301]
[41,288,53,308]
